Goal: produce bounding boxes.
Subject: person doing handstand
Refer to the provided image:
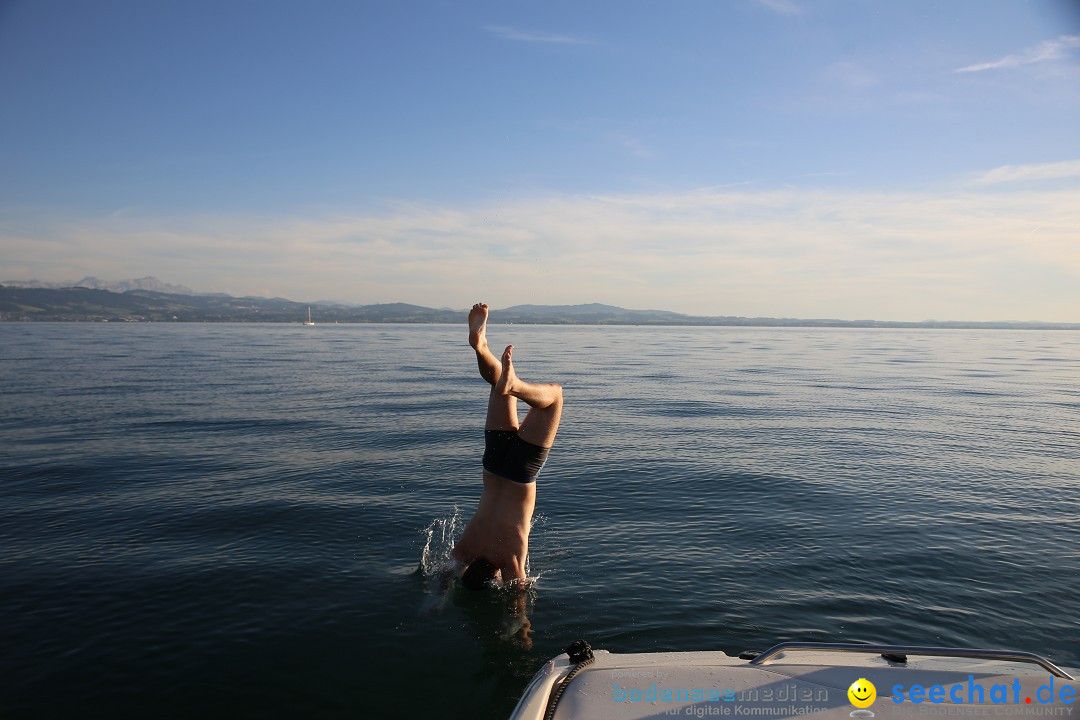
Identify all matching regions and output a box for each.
[451,303,563,590]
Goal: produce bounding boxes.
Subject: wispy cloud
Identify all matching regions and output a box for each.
[754,0,802,16]
[971,159,1080,185]
[956,35,1080,73]
[609,133,654,159]
[5,182,1078,322]
[821,60,879,89]
[484,25,590,46]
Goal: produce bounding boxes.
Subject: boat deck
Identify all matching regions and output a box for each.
[510,643,1079,719]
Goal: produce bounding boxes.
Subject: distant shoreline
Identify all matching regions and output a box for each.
[1,285,1077,329]
[3,319,1079,331]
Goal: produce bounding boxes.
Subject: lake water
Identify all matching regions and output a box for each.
[2,322,1078,719]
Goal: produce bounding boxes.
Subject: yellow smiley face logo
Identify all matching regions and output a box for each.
[848,678,877,708]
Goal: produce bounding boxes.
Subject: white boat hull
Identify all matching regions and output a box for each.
[509,642,1079,720]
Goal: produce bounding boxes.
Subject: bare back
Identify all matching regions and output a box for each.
[452,472,536,581]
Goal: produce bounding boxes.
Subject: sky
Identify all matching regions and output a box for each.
[1,0,1078,321]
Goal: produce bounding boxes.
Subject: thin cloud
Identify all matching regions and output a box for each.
[754,0,802,16]
[484,25,590,46]
[971,159,1080,185]
[956,35,1080,73]
[610,133,654,159]
[822,60,879,89]
[6,183,1079,322]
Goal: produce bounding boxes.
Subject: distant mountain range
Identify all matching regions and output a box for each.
[2,276,195,295]
[1,279,1078,329]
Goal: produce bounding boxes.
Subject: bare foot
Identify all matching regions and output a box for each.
[469,303,489,349]
[495,345,517,396]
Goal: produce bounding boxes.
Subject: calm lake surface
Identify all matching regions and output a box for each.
[2,323,1078,719]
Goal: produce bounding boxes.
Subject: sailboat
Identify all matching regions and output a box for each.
[303,307,315,326]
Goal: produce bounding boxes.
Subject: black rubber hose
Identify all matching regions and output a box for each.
[543,640,595,720]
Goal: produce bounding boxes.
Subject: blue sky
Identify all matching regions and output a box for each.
[1,0,1078,320]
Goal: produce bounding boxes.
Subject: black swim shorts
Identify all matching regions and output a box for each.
[482,430,550,484]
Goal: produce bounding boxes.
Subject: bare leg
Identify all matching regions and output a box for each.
[469,303,501,386]
[471,304,518,430]
[496,345,563,448]
[485,385,519,431]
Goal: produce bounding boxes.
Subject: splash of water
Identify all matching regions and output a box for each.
[418,507,462,577]
[417,509,552,586]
